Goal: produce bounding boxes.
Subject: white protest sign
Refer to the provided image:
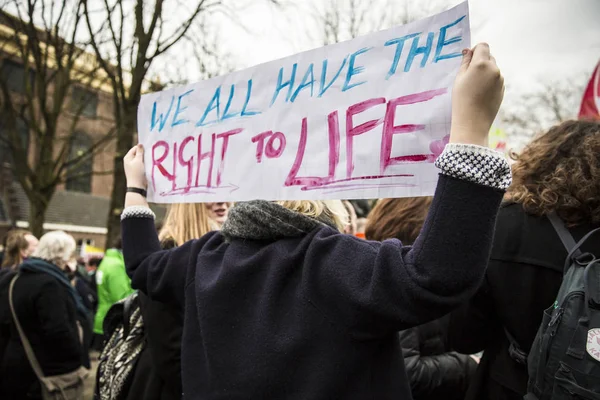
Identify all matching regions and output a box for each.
[138,2,470,203]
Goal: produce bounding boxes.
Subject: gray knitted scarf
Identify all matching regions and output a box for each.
[221,201,337,241]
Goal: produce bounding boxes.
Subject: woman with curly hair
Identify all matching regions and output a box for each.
[448,120,600,400]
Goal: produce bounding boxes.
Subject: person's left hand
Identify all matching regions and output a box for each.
[124,144,147,189]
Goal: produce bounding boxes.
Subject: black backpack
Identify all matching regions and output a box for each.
[95,292,145,400]
[510,214,600,399]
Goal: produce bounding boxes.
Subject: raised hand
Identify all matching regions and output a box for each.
[450,43,505,147]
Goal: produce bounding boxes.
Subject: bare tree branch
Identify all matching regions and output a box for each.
[0,1,117,235]
[307,0,448,46]
[500,77,587,147]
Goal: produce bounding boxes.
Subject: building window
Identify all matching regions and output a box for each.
[71,86,98,118]
[0,59,34,94]
[0,117,30,168]
[66,132,93,193]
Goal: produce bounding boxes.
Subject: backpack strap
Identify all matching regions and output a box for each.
[504,213,596,365]
[123,293,139,337]
[547,213,581,257]
[8,275,47,380]
[547,213,600,274]
[504,327,528,365]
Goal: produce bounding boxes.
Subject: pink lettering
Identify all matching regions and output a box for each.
[285,111,340,187]
[251,131,273,163]
[151,141,174,193]
[345,98,385,178]
[265,132,286,159]
[251,130,286,163]
[216,129,243,187]
[380,88,448,174]
[178,136,195,193]
[194,133,216,188]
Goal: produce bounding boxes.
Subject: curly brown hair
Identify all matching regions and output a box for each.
[365,197,433,244]
[506,120,600,225]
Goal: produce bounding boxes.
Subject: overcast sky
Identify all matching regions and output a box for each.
[212,0,599,106]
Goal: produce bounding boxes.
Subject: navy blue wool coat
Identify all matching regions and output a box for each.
[122,175,503,399]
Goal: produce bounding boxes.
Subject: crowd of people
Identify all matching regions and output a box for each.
[0,43,598,400]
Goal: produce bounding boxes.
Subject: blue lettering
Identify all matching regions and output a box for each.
[241,79,261,117]
[291,63,315,102]
[222,85,240,120]
[404,32,434,72]
[342,47,372,92]
[434,15,466,62]
[171,89,194,127]
[270,63,298,106]
[384,33,420,79]
[318,57,347,97]
[195,86,222,127]
[150,96,175,132]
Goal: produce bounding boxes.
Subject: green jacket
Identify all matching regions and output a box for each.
[93,249,134,334]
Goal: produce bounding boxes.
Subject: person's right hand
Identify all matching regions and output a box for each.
[124,144,147,190]
[449,43,504,147]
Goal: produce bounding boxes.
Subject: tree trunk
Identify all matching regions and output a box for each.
[28,194,50,238]
[105,112,136,249]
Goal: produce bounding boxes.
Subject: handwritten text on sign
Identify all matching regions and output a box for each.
[138,2,470,202]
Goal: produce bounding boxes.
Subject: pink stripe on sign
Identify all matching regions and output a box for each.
[391,88,448,105]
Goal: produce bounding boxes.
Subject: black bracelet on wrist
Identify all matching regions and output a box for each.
[126,187,147,198]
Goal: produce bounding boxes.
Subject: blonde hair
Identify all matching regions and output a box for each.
[33,231,76,266]
[159,203,214,247]
[276,200,349,231]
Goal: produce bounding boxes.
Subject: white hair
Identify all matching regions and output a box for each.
[33,231,76,265]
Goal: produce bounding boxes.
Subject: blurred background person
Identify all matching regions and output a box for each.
[1,229,38,270]
[94,236,133,350]
[366,197,477,400]
[0,231,88,399]
[205,202,232,228]
[342,200,358,235]
[448,120,600,400]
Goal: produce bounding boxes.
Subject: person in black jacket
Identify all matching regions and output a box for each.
[366,197,477,400]
[448,120,600,400]
[0,231,88,399]
[120,43,510,399]
[125,203,214,400]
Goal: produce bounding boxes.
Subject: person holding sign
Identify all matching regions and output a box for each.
[119,43,509,400]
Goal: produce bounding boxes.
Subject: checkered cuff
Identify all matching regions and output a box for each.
[434,143,512,190]
[121,206,156,221]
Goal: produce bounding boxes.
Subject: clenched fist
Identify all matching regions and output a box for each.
[124,144,147,190]
[450,43,505,147]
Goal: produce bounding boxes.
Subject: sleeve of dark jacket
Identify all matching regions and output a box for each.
[447,272,502,354]
[121,222,218,307]
[400,327,477,397]
[301,175,504,339]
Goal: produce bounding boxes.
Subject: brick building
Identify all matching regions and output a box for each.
[0,11,164,250]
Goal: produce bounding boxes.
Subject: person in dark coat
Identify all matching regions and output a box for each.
[0,231,88,399]
[366,197,477,400]
[125,203,214,400]
[447,120,600,400]
[119,43,510,399]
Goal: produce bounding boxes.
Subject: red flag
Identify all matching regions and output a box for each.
[579,61,600,120]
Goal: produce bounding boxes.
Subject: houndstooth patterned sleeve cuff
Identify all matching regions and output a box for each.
[434,143,512,190]
[121,205,156,221]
